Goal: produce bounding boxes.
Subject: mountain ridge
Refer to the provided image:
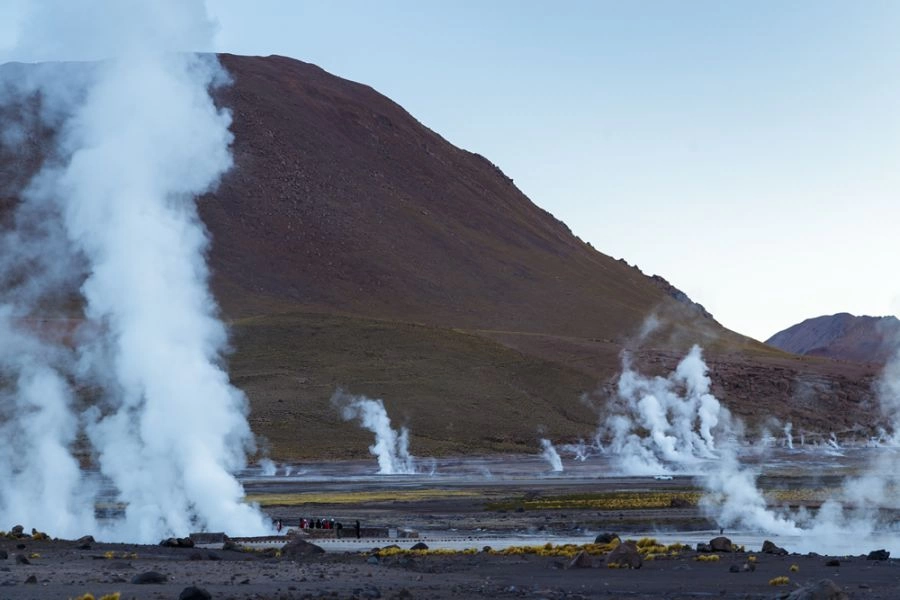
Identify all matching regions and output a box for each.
[767,312,900,364]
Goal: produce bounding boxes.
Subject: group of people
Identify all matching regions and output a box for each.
[299,517,341,531]
[272,517,362,538]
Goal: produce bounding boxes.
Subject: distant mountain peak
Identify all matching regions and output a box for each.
[766,313,900,363]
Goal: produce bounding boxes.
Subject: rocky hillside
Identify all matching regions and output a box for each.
[767,313,900,364]
[0,55,884,458]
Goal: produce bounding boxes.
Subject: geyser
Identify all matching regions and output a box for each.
[0,1,268,541]
[539,438,564,472]
[334,391,417,474]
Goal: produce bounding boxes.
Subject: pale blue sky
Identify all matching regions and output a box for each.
[206,1,900,341]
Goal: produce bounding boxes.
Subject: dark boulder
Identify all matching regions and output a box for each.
[75,535,95,546]
[709,536,733,552]
[605,540,642,569]
[0,550,7,560]
[179,586,212,600]
[24,574,36,584]
[131,571,168,584]
[14,554,29,565]
[784,578,848,600]
[160,537,179,548]
[10,525,24,537]
[594,532,620,544]
[566,550,593,569]
[867,549,889,561]
[761,540,788,555]
[825,558,840,567]
[696,542,712,553]
[177,537,195,548]
[410,542,428,551]
[280,538,325,558]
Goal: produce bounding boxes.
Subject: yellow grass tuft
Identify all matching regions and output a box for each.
[769,576,790,586]
[694,554,720,562]
[790,564,799,572]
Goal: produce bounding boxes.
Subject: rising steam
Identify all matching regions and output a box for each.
[539,438,563,472]
[590,340,900,550]
[334,391,416,474]
[0,2,268,541]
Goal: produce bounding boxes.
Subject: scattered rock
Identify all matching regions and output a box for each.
[728,564,741,573]
[14,555,29,565]
[825,559,840,567]
[10,525,23,537]
[606,540,642,569]
[131,571,168,584]
[0,550,6,560]
[353,584,381,599]
[75,535,95,546]
[696,543,712,553]
[594,533,619,544]
[709,536,733,552]
[367,556,379,565]
[179,586,212,600]
[23,575,36,584]
[566,550,593,569]
[784,578,848,600]
[410,542,428,551]
[390,589,412,600]
[867,549,890,561]
[280,538,325,558]
[160,537,179,548]
[761,540,788,555]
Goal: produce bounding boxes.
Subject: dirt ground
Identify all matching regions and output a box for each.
[0,535,897,599]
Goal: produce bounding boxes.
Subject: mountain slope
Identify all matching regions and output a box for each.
[0,55,883,458]
[205,54,725,342]
[767,313,900,364]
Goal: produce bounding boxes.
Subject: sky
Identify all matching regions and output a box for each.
[17,0,900,342]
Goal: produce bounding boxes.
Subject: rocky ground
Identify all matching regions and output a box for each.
[0,529,897,599]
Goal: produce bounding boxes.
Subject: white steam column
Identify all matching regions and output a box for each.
[0,1,269,541]
[336,392,416,475]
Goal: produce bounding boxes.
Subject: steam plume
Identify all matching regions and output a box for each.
[539,438,563,472]
[0,1,268,541]
[602,345,726,475]
[334,392,416,474]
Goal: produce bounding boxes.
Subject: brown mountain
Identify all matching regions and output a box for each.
[0,55,883,458]
[767,313,900,364]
